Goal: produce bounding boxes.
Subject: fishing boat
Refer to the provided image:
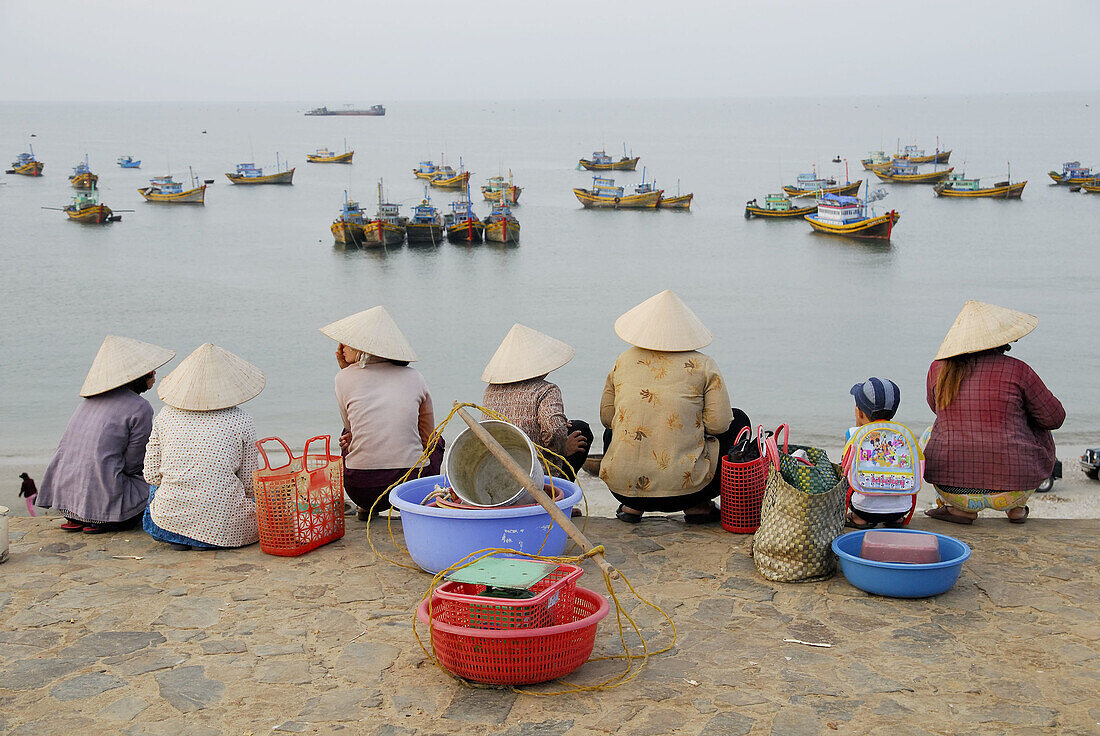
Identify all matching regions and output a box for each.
[429,160,471,190]
[69,155,98,190]
[117,155,141,169]
[484,196,520,244]
[1048,161,1096,185]
[307,143,354,164]
[61,188,118,224]
[782,168,862,197]
[305,104,385,116]
[658,179,693,209]
[873,159,953,184]
[805,192,899,240]
[744,193,818,219]
[573,176,661,208]
[933,170,1026,199]
[413,160,440,179]
[578,146,639,171]
[361,180,407,247]
[331,193,367,246]
[225,155,295,184]
[444,195,484,243]
[405,189,446,244]
[138,171,206,204]
[7,148,43,176]
[481,175,522,204]
[895,144,951,164]
[1081,179,1100,193]
[860,151,893,172]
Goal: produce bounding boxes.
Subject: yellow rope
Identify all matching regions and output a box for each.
[362,402,673,693]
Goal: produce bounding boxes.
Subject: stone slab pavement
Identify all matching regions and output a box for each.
[1,514,1097,735]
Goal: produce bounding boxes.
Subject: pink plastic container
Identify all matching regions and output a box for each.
[860,530,940,564]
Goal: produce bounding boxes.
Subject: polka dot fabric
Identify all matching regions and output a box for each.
[144,406,260,547]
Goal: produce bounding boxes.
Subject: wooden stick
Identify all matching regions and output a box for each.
[454,405,619,579]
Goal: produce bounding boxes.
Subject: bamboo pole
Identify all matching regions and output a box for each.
[453,405,619,580]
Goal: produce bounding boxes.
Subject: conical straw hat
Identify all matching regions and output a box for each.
[935,300,1038,360]
[157,344,265,411]
[318,306,418,362]
[481,324,575,384]
[80,335,176,397]
[614,290,713,351]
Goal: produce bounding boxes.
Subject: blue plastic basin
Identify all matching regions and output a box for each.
[832,529,971,598]
[388,474,583,574]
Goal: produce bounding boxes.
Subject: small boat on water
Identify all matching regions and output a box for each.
[481,174,522,204]
[744,193,818,219]
[1048,161,1096,185]
[805,192,899,240]
[873,159,953,184]
[225,155,294,184]
[429,159,471,190]
[861,151,893,172]
[69,155,98,190]
[895,144,951,165]
[361,180,407,247]
[633,169,692,209]
[573,176,661,208]
[307,142,354,164]
[61,188,118,224]
[7,147,44,176]
[578,146,639,171]
[445,195,485,243]
[331,193,367,246]
[933,170,1026,199]
[483,196,520,244]
[782,168,862,197]
[413,160,440,179]
[117,155,141,169]
[138,171,206,204]
[1080,178,1100,193]
[406,189,446,244]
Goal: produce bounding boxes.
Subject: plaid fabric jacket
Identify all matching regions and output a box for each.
[924,353,1065,491]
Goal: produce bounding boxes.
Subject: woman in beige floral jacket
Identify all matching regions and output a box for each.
[599,291,744,523]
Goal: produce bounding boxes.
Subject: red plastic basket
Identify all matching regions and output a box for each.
[431,562,583,630]
[418,585,610,685]
[254,436,345,556]
[720,425,773,533]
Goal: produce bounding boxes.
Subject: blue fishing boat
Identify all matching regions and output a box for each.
[1048,161,1095,185]
[406,189,445,244]
[331,192,367,246]
[117,155,141,169]
[70,155,98,189]
[573,176,661,208]
[444,188,484,243]
[7,147,44,176]
[225,155,294,184]
[805,191,899,240]
[484,196,520,244]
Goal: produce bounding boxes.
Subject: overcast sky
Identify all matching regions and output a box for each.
[2,0,1096,101]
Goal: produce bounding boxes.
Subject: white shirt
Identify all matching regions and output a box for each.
[144,406,259,547]
[335,362,432,470]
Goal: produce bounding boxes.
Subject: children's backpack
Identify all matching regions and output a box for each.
[845,421,923,496]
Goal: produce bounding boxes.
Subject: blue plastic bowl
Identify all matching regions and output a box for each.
[388,474,583,574]
[832,529,971,598]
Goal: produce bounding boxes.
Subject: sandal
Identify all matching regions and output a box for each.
[1008,506,1030,524]
[925,506,974,525]
[844,513,876,530]
[615,504,642,524]
[60,520,84,532]
[82,525,108,534]
[684,503,721,525]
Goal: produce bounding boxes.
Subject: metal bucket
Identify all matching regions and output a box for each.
[0,506,9,564]
[444,420,544,507]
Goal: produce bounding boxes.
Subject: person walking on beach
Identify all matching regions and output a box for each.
[923,301,1065,525]
[480,323,592,480]
[36,335,175,533]
[19,472,38,516]
[320,306,442,519]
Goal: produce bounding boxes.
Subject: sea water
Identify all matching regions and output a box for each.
[1,95,1097,472]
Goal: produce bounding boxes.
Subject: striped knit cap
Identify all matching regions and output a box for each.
[850,377,900,419]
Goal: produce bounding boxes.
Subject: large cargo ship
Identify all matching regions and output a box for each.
[305,104,385,116]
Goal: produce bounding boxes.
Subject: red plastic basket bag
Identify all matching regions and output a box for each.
[254,435,345,556]
[430,563,584,630]
[720,425,772,533]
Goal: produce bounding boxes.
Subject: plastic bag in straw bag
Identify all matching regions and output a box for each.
[254,435,345,557]
[768,424,840,494]
[719,425,771,534]
[750,428,847,582]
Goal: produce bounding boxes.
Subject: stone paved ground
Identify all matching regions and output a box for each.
[1,515,1097,735]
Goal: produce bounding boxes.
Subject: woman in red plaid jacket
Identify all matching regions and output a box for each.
[923,301,1065,525]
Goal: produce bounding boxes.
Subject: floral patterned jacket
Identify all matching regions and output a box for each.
[599,347,733,498]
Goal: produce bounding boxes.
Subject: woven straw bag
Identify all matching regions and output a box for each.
[751,435,847,583]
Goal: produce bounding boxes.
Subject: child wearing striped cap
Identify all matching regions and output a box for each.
[843,377,914,529]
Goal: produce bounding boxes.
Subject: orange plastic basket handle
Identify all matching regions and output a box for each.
[302,435,332,471]
[734,425,751,446]
[255,436,295,472]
